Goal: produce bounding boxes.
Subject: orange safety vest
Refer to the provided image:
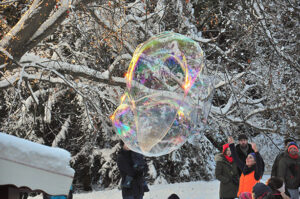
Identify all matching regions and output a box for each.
[237,171,260,197]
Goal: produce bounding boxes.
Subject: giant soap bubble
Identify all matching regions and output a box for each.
[111,32,214,157]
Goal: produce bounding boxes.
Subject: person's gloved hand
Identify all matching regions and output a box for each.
[122,175,133,188]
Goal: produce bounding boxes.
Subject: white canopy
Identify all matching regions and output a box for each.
[0,132,74,195]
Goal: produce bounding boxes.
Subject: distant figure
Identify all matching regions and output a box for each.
[50,196,66,199]
[168,193,180,199]
[277,142,300,199]
[43,185,73,199]
[117,140,149,199]
[252,183,273,199]
[228,136,265,197]
[19,192,28,199]
[235,134,254,176]
[215,143,239,199]
[67,185,73,199]
[271,138,294,177]
[238,192,252,199]
[266,177,290,199]
[43,193,50,199]
[43,194,65,199]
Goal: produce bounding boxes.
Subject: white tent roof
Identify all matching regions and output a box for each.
[0,132,74,195]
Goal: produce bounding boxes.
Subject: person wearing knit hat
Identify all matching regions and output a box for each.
[252,183,272,199]
[228,136,265,197]
[277,141,300,199]
[235,134,255,176]
[271,138,294,177]
[215,143,239,199]
[287,142,299,156]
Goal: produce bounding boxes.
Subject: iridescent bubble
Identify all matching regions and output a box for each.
[111,32,214,157]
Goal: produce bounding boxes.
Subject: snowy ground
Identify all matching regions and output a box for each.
[29,175,271,199]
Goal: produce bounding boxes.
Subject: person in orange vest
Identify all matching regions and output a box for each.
[228,136,265,197]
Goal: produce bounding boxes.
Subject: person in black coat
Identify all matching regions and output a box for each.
[117,141,149,199]
[235,134,255,176]
[271,138,294,177]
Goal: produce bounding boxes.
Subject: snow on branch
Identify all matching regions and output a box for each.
[220,95,234,114]
[244,101,296,121]
[208,44,248,69]
[0,47,13,60]
[0,0,42,48]
[222,115,277,133]
[30,0,73,42]
[23,88,54,112]
[0,73,19,88]
[44,89,68,123]
[108,53,132,76]
[52,116,71,147]
[214,72,246,88]
[26,81,39,105]
[211,83,258,117]
[89,7,136,54]
[19,54,127,87]
[252,1,300,72]
[0,71,65,89]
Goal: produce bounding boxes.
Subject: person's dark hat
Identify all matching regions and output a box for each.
[284,138,294,146]
[238,134,248,141]
[168,193,180,199]
[252,183,272,198]
[267,177,283,190]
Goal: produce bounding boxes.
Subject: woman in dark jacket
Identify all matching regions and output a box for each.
[215,143,239,199]
[228,136,265,197]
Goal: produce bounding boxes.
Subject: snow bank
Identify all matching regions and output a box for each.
[0,132,74,176]
[0,132,74,195]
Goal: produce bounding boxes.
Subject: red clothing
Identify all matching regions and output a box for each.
[224,155,233,163]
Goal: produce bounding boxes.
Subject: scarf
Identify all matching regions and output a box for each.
[224,155,233,163]
[242,164,255,175]
[240,144,249,156]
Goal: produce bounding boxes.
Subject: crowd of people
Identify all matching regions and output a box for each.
[116,135,299,199]
[215,134,300,199]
